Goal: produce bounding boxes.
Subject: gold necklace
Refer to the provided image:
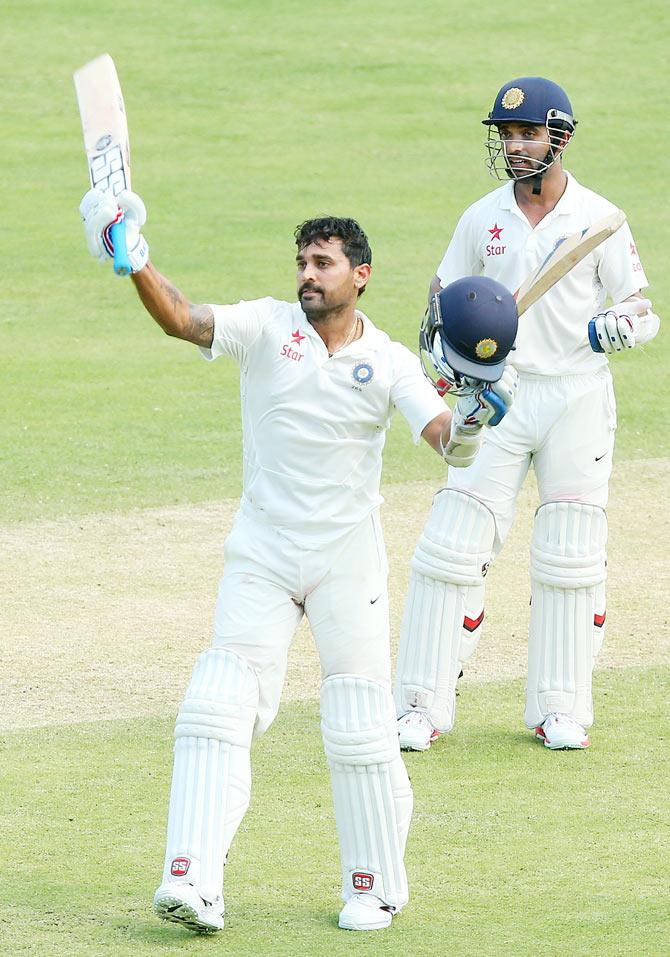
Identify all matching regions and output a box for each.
[328,315,360,357]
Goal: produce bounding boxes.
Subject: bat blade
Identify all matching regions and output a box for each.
[514,209,626,316]
[74,53,132,276]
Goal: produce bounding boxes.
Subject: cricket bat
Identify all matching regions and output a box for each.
[514,209,626,315]
[477,209,626,424]
[74,54,132,276]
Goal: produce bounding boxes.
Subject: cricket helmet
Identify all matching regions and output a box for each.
[482,77,577,184]
[482,76,576,131]
[419,276,518,393]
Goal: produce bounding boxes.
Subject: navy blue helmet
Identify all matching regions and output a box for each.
[420,276,518,394]
[483,76,576,131]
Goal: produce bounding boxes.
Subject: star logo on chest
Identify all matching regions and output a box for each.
[488,223,504,241]
[291,330,306,345]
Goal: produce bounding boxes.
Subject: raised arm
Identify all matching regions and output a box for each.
[80,187,214,347]
[131,262,214,347]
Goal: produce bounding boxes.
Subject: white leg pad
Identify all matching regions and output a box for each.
[321,675,412,912]
[162,648,259,903]
[395,490,495,731]
[526,502,607,729]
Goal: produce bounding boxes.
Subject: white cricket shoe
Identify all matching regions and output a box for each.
[153,883,225,933]
[338,894,393,931]
[397,710,440,751]
[535,713,590,750]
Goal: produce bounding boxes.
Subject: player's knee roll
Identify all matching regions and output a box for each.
[320,674,398,765]
[531,501,607,588]
[175,648,259,745]
[412,490,495,584]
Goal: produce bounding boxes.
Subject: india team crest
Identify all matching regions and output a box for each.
[501,87,525,110]
[352,362,374,385]
[475,338,498,359]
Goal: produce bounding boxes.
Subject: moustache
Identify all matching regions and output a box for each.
[299,284,323,297]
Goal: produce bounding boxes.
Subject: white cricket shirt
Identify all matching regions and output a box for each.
[200,298,446,546]
[436,173,648,374]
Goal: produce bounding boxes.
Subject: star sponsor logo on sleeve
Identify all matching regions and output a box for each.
[630,241,644,272]
[486,223,506,257]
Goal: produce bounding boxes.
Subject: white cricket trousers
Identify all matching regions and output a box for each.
[448,368,617,549]
[213,505,392,734]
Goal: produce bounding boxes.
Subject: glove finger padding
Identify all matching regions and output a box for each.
[116,190,147,228]
[592,298,652,353]
[80,188,121,262]
[115,190,149,272]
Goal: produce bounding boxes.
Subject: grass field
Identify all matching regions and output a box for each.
[1,1,669,954]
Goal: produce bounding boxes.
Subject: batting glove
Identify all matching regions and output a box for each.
[589,298,653,353]
[79,187,150,273]
[441,364,518,467]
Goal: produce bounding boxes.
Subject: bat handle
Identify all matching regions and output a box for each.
[480,387,507,427]
[110,220,132,277]
[588,318,604,352]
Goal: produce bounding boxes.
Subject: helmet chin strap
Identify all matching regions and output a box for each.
[530,144,557,194]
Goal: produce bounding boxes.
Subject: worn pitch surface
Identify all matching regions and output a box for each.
[3,459,667,732]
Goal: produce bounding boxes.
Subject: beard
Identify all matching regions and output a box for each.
[299,284,328,320]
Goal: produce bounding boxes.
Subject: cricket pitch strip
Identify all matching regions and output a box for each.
[2,459,668,731]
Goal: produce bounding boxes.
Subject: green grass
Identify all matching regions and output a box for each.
[1,668,668,956]
[2,4,668,954]
[1,0,669,522]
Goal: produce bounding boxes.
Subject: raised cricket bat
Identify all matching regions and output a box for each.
[74,54,132,276]
[514,208,626,315]
[476,209,626,424]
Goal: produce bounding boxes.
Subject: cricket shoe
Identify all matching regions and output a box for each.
[397,710,440,751]
[535,713,590,750]
[338,894,393,931]
[153,882,225,933]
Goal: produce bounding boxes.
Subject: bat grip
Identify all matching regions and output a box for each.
[588,318,604,352]
[480,387,507,427]
[110,220,132,277]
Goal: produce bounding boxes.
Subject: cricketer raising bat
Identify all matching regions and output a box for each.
[435,209,627,425]
[74,54,132,276]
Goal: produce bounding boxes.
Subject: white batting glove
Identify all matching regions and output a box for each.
[79,187,150,272]
[478,364,519,427]
[80,188,119,262]
[590,298,652,353]
[441,365,518,467]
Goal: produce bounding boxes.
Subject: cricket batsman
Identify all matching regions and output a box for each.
[79,190,518,931]
[395,76,660,753]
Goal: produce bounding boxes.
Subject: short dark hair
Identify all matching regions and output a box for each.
[295,216,372,275]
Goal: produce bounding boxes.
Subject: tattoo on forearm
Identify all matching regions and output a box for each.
[160,277,183,313]
[187,303,214,346]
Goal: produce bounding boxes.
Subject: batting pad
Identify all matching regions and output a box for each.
[526,502,608,728]
[321,675,412,911]
[162,648,259,903]
[395,490,495,731]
